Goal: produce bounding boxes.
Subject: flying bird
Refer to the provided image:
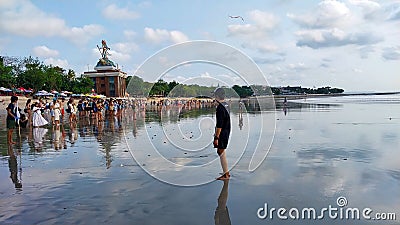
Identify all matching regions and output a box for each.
[229,15,244,22]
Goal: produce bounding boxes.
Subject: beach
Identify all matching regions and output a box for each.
[0,94,399,224]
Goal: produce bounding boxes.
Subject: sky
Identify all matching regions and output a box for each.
[0,0,399,92]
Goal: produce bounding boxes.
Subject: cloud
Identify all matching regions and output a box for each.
[288,62,308,71]
[44,58,69,68]
[253,56,285,64]
[288,0,351,28]
[102,4,140,20]
[228,10,280,53]
[348,0,381,19]
[32,45,59,57]
[241,42,278,53]
[96,42,139,64]
[0,0,103,44]
[112,42,139,54]
[320,63,330,68]
[353,68,363,73]
[295,28,383,49]
[144,27,189,44]
[386,2,400,20]
[123,30,137,39]
[358,46,375,59]
[382,46,400,60]
[200,72,212,78]
[228,10,278,38]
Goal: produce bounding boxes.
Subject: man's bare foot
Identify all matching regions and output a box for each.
[216,173,230,180]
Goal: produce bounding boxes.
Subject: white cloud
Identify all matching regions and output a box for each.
[386,2,400,20]
[253,56,285,65]
[91,47,131,63]
[138,1,152,8]
[228,10,278,38]
[32,45,59,57]
[102,4,140,20]
[349,0,381,19]
[288,0,351,28]
[228,10,280,53]
[200,72,212,78]
[241,42,278,53]
[0,0,103,44]
[108,50,131,63]
[123,30,137,39]
[383,1,400,20]
[295,28,382,49]
[63,25,104,44]
[44,58,69,68]
[382,46,400,60]
[144,27,189,44]
[112,42,139,54]
[170,31,189,44]
[163,73,187,83]
[358,46,375,59]
[288,62,308,71]
[249,9,279,30]
[353,68,363,73]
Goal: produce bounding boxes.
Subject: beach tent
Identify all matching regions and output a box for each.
[91,94,106,99]
[17,87,26,92]
[0,87,12,92]
[61,91,72,97]
[34,90,54,97]
[17,87,33,94]
[71,93,84,97]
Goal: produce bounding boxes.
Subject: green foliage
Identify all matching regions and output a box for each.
[232,85,254,98]
[127,76,146,96]
[71,77,94,94]
[149,79,169,96]
[278,86,344,95]
[0,57,15,88]
[0,56,95,94]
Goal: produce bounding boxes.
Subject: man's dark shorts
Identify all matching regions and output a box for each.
[217,130,229,149]
[7,119,16,129]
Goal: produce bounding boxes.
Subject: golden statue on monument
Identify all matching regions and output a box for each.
[95,40,115,68]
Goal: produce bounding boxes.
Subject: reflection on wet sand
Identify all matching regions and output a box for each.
[7,145,22,189]
[214,180,231,225]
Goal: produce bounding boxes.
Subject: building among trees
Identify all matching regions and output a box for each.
[83,40,127,97]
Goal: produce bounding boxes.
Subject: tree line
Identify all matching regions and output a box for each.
[127,76,265,98]
[127,76,344,98]
[0,56,93,94]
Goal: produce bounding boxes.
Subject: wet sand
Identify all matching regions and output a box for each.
[0,95,399,224]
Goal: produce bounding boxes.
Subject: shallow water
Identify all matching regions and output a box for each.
[0,95,399,224]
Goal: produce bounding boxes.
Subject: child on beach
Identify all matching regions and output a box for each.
[54,99,61,126]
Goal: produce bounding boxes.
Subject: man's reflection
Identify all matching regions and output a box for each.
[8,145,22,189]
[214,180,231,225]
[238,112,243,130]
[238,100,244,130]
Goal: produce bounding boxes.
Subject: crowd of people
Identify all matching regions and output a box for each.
[5,95,216,145]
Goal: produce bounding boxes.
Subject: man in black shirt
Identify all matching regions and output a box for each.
[213,88,231,180]
[6,96,19,145]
